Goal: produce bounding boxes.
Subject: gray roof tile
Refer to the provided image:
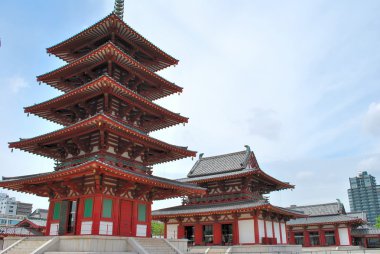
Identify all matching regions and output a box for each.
[287,202,345,217]
[152,200,268,216]
[287,214,362,226]
[187,146,256,178]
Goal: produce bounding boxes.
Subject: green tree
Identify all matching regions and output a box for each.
[151,220,164,237]
[375,215,380,229]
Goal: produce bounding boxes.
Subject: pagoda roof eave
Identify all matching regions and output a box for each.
[25,75,188,132]
[0,160,205,200]
[39,42,181,100]
[9,114,196,164]
[47,13,178,72]
[151,200,306,219]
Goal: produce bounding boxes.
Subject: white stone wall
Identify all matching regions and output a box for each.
[258,219,265,243]
[338,227,350,245]
[274,222,280,243]
[166,224,178,239]
[280,223,287,244]
[266,221,273,237]
[238,219,255,243]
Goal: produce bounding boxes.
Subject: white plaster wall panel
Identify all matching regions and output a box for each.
[80,221,93,235]
[338,228,349,245]
[167,224,179,239]
[266,221,273,237]
[238,219,255,243]
[49,223,59,236]
[136,224,147,237]
[258,219,265,243]
[274,222,280,243]
[281,223,287,244]
[99,221,113,235]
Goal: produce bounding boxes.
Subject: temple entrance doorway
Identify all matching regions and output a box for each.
[58,200,78,235]
[222,224,233,245]
[185,226,194,245]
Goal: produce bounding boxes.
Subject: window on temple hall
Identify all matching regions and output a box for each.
[294,232,304,245]
[53,202,61,220]
[102,199,113,218]
[325,231,336,245]
[203,225,213,244]
[84,198,93,218]
[138,204,146,222]
[309,231,320,246]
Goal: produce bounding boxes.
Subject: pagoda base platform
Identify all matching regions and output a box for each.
[2,236,187,254]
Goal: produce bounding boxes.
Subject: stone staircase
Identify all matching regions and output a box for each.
[1,237,51,254]
[134,237,179,254]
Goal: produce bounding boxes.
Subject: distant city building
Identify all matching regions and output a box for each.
[0,193,17,216]
[0,193,32,217]
[348,171,380,225]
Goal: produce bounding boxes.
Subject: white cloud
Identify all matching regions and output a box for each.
[247,108,281,140]
[7,76,28,93]
[358,155,380,173]
[364,102,380,137]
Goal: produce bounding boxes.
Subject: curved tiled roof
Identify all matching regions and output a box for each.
[0,160,205,199]
[47,13,178,72]
[287,214,363,226]
[187,148,252,177]
[287,202,345,217]
[152,199,305,218]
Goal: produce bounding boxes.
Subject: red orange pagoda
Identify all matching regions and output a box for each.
[0,6,205,237]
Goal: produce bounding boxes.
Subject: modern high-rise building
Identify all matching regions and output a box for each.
[0,193,33,217]
[348,171,380,225]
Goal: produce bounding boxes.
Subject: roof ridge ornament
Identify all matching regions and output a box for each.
[114,0,125,20]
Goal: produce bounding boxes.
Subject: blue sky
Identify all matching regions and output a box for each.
[1,0,380,212]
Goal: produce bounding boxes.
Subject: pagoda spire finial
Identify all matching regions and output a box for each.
[114,0,125,19]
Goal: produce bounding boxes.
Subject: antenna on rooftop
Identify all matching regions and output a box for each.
[114,0,125,19]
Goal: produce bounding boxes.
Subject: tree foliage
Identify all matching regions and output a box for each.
[152,220,164,237]
[375,216,380,229]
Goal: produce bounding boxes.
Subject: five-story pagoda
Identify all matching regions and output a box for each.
[0,1,205,237]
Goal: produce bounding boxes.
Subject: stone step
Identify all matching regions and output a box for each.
[45,252,135,254]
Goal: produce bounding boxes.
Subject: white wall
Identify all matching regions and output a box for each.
[238,219,255,243]
[80,221,92,235]
[266,221,273,237]
[137,224,147,237]
[258,219,265,243]
[281,223,287,244]
[274,222,280,243]
[99,221,113,235]
[338,228,350,245]
[50,223,59,236]
[167,224,178,239]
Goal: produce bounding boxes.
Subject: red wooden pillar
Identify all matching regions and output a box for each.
[253,214,260,244]
[303,229,310,247]
[164,221,168,238]
[213,223,222,245]
[347,225,353,245]
[45,200,55,236]
[232,213,240,245]
[334,226,340,246]
[177,217,184,239]
[271,219,276,243]
[194,223,203,245]
[146,203,152,237]
[113,197,120,236]
[288,229,295,244]
[75,198,84,235]
[92,195,102,235]
[279,222,283,244]
[319,227,326,246]
[131,201,138,237]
